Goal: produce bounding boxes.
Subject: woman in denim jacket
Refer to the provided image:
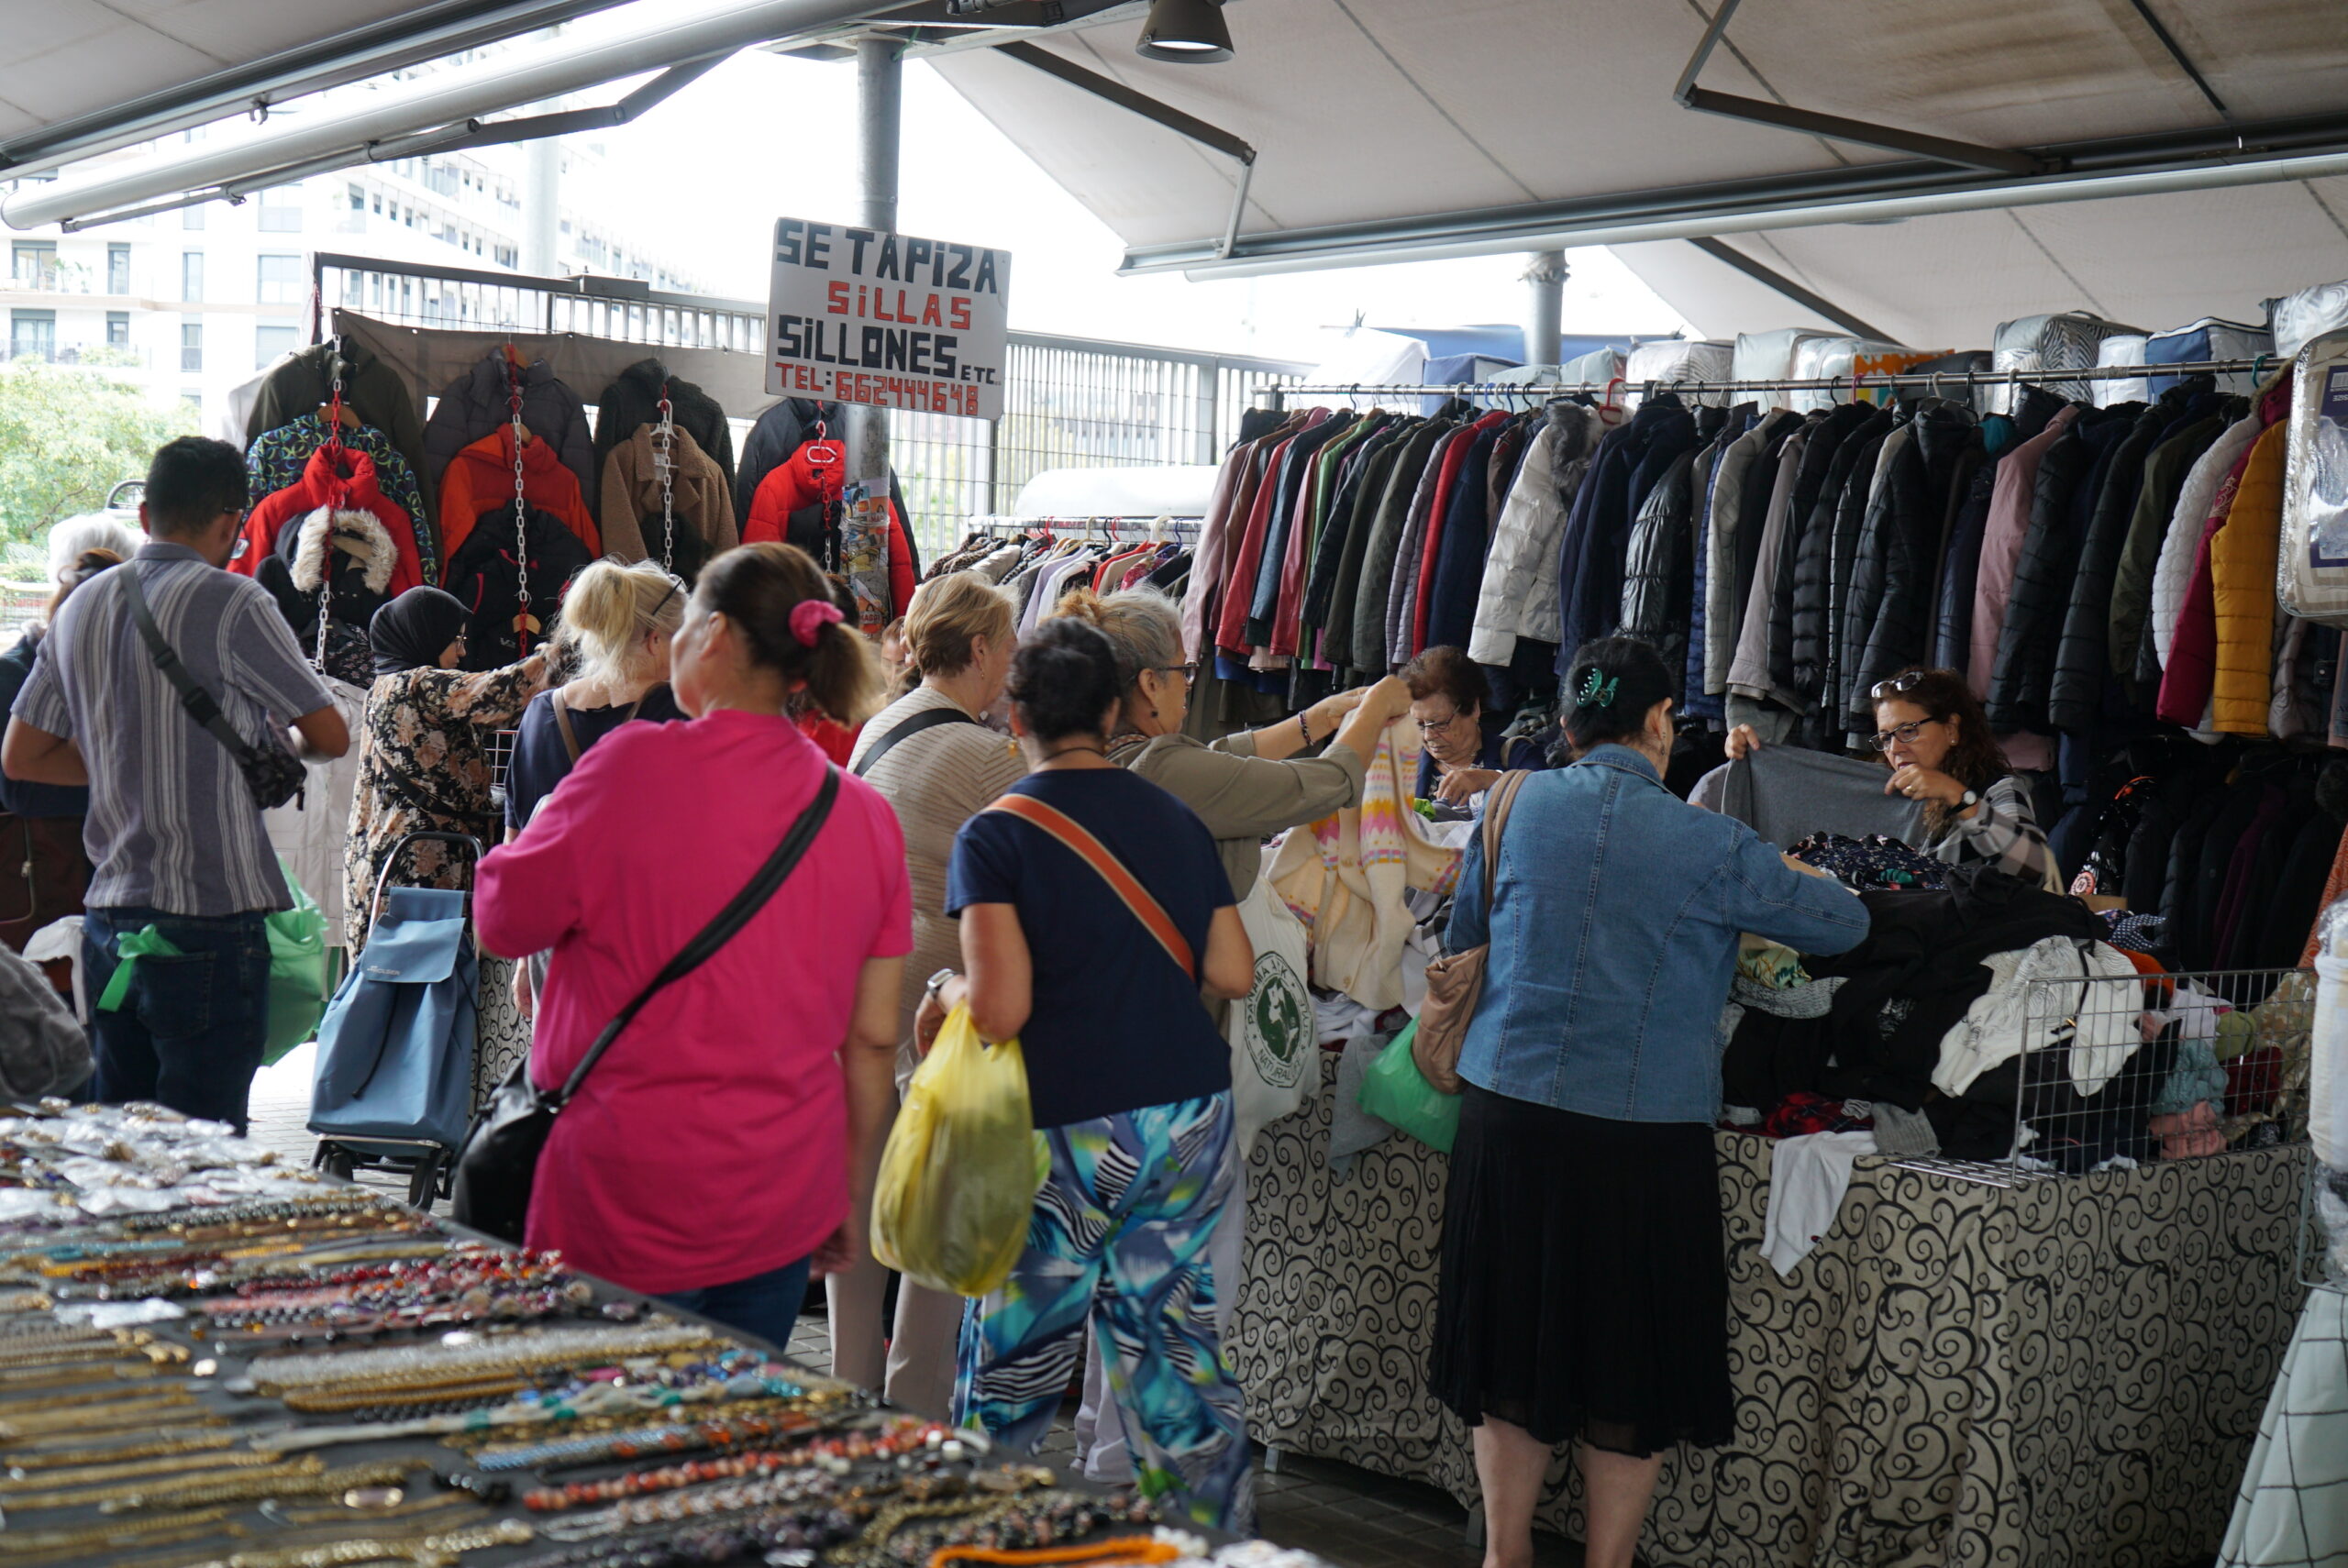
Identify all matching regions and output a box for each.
[1432,637,1869,1568]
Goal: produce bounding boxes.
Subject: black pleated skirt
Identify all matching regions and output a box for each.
[1431,1083,1733,1457]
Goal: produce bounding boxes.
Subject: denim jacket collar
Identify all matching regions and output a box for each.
[1572,743,1662,787]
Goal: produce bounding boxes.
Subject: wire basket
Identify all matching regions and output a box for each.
[1999,962,2312,1177]
[483,728,518,817]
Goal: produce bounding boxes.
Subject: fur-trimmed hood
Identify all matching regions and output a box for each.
[287,506,398,596]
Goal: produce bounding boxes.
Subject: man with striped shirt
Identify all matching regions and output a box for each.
[3,437,349,1132]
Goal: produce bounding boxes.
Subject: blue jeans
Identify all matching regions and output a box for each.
[658,1258,812,1350]
[83,906,271,1134]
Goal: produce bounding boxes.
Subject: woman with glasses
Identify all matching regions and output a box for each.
[1723,666,2057,886]
[1401,645,1556,803]
[1049,586,1413,900]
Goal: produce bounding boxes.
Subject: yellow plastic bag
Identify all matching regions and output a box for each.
[870,1004,1044,1297]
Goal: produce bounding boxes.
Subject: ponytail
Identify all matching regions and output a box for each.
[692,543,887,726]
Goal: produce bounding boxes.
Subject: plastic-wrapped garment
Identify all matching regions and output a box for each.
[2267,275,2348,359]
[2309,894,2348,1170]
[2280,330,2348,627]
[2094,335,2150,407]
[2146,317,2274,396]
[1733,329,1833,409]
[1624,339,1733,407]
[1989,311,2143,411]
[1788,337,1920,412]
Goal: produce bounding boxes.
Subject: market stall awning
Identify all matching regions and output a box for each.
[927,0,2348,344]
[0,0,645,176]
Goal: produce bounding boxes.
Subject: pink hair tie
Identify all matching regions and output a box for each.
[789,599,845,646]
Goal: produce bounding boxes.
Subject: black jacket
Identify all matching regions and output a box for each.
[2044,399,2177,731]
[1818,420,1895,732]
[1984,408,2123,732]
[1618,447,1699,694]
[1788,408,1894,711]
[592,359,736,498]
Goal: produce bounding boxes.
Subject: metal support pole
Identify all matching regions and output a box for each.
[521,133,559,276]
[1522,249,1566,368]
[848,34,903,527]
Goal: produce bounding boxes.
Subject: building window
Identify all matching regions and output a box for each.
[180,252,203,302]
[105,311,128,348]
[10,241,55,289]
[106,243,129,295]
[258,186,302,233]
[10,309,55,361]
[371,193,382,215]
[182,392,202,414]
[349,183,365,212]
[181,321,202,372]
[256,253,303,305]
[183,204,205,230]
[254,323,298,369]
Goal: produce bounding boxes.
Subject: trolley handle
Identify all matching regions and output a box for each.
[368,831,486,935]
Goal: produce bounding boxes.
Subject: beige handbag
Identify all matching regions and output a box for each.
[1411,768,1530,1095]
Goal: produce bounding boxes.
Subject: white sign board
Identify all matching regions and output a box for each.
[765,218,1010,421]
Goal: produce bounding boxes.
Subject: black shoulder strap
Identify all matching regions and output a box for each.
[119,566,259,767]
[553,766,840,1106]
[852,705,979,778]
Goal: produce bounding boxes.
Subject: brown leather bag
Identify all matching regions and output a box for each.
[0,814,91,955]
[1411,768,1529,1095]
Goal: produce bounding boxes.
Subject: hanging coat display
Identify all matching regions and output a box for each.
[236,444,426,597]
[437,425,600,568]
[421,352,597,525]
[248,340,429,529]
[591,359,736,493]
[601,422,738,581]
[248,414,434,583]
[734,398,846,523]
[442,506,595,672]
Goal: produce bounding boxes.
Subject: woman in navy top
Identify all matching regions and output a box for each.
[923,617,1256,1529]
[1434,636,1867,1568]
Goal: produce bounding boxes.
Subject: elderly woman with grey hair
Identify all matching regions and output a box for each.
[1044,582,1413,1485]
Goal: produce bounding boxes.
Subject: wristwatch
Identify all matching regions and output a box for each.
[1958,789,1979,809]
[924,968,958,1008]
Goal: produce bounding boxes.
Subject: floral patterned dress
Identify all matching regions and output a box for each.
[344,650,551,1109]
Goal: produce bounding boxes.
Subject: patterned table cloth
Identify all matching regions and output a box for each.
[1230,1078,2305,1568]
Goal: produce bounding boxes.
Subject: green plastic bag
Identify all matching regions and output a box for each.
[1357,1020,1460,1154]
[869,1005,1046,1297]
[263,861,332,1066]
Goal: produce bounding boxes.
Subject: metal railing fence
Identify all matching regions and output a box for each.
[310,253,1304,559]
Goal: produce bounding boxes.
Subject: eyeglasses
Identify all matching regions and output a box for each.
[1148,662,1198,685]
[1869,670,1928,701]
[1866,716,1943,752]
[1416,708,1471,734]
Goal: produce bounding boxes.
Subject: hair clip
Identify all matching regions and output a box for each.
[1575,669,1618,709]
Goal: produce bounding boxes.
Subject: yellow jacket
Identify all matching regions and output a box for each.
[2210,420,2288,734]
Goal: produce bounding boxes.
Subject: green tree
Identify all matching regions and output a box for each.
[0,357,194,545]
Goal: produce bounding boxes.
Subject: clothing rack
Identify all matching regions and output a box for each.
[1259,356,2279,410]
[970,514,1201,540]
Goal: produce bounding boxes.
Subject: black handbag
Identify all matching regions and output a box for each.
[449,767,841,1242]
[120,565,308,810]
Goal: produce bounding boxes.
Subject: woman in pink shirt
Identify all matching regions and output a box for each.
[477,543,911,1345]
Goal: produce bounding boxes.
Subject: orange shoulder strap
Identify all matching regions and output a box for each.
[984,793,1196,982]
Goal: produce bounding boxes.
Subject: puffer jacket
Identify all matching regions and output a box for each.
[1702,410,1795,698]
[1322,430,1407,668]
[1557,401,1693,672]
[1388,422,1476,667]
[734,398,845,525]
[1348,420,1452,673]
[1619,447,1698,693]
[422,353,596,529]
[1819,418,1899,728]
[2046,399,2175,731]
[1469,417,1565,665]
[1789,407,1895,708]
[1766,403,1876,704]
[2109,403,2228,704]
[1930,464,1995,677]
[1841,427,1941,728]
[592,359,736,496]
[2166,411,2292,733]
[1968,406,2083,734]
[2148,406,2263,670]
[1985,407,2129,734]
[1681,421,1738,723]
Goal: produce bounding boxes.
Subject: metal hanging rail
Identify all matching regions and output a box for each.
[1260,356,2280,410]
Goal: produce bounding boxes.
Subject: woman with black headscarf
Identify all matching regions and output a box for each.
[344,587,553,1099]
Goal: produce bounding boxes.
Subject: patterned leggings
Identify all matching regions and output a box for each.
[954,1091,1250,1529]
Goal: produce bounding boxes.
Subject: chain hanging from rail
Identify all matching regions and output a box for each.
[310,336,348,678]
[654,385,678,575]
[508,356,535,656]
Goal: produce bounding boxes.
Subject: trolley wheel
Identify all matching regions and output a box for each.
[406,1150,443,1211]
[316,1143,358,1181]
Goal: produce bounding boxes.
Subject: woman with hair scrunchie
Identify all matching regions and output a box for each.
[477,543,912,1347]
[1723,665,2057,887]
[1434,636,1870,1568]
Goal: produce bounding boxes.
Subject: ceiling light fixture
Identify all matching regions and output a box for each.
[1136,0,1232,62]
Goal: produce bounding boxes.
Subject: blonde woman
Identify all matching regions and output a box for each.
[829,571,1024,1417]
[504,559,687,834]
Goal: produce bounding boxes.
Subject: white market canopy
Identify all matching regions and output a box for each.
[926,0,2348,347]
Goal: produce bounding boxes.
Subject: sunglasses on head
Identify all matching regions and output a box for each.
[1869,670,1928,700]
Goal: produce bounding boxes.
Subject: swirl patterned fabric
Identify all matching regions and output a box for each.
[1230,1078,2306,1566]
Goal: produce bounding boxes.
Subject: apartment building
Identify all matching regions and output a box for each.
[1,137,708,427]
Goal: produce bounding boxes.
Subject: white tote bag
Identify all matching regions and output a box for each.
[1225,875,1318,1158]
